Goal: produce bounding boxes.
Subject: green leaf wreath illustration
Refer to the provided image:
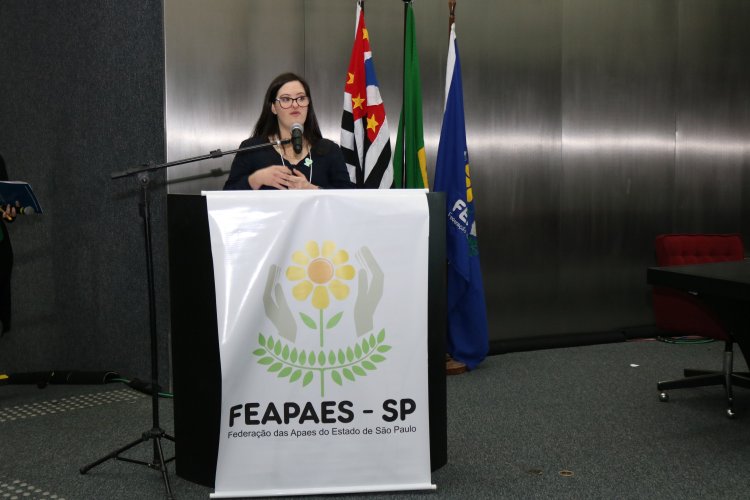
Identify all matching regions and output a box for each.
[253,329,390,397]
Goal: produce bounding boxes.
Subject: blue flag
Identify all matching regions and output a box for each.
[433,23,489,370]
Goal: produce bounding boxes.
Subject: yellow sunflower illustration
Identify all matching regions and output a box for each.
[286,240,356,310]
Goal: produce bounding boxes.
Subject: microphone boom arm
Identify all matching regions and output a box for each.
[111,138,293,180]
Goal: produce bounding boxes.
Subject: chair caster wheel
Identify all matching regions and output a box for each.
[659,392,669,402]
[726,408,736,419]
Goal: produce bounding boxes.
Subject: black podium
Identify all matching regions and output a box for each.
[167,193,447,487]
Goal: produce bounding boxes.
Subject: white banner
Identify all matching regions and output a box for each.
[204,189,434,498]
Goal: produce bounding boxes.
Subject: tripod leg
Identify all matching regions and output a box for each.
[160,432,176,464]
[154,435,174,499]
[80,435,147,474]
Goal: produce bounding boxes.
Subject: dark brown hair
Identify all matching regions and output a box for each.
[252,72,323,146]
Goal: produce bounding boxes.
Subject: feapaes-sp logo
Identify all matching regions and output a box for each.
[253,241,391,397]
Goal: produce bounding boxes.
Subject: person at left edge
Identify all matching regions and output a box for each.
[0,153,15,335]
[223,72,354,190]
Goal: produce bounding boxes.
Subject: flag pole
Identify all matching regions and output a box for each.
[448,0,455,33]
[401,0,410,188]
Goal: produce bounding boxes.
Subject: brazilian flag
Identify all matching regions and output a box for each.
[393,2,428,189]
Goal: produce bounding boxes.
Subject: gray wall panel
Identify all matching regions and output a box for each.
[460,0,563,337]
[164,0,304,193]
[559,0,678,332]
[163,0,750,348]
[305,1,360,139]
[674,1,750,232]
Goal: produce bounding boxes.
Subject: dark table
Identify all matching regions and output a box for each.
[647,259,750,362]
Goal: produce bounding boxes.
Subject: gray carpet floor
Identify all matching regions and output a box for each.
[2,339,750,499]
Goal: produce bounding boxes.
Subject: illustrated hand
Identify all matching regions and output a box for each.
[354,246,384,337]
[263,264,297,342]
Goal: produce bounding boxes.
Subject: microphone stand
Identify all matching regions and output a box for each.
[79,139,290,499]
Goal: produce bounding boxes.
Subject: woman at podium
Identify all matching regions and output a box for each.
[224,73,353,191]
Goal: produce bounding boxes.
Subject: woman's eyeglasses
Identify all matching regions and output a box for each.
[275,96,310,109]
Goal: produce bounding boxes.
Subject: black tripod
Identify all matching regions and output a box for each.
[80,140,291,499]
[80,169,175,498]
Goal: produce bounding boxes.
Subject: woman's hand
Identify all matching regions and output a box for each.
[247,165,318,190]
[248,165,294,190]
[288,169,319,190]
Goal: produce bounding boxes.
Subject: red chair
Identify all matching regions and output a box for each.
[653,233,750,417]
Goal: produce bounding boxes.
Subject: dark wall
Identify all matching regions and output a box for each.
[0,0,169,382]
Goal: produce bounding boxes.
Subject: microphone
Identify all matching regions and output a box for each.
[291,123,304,154]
